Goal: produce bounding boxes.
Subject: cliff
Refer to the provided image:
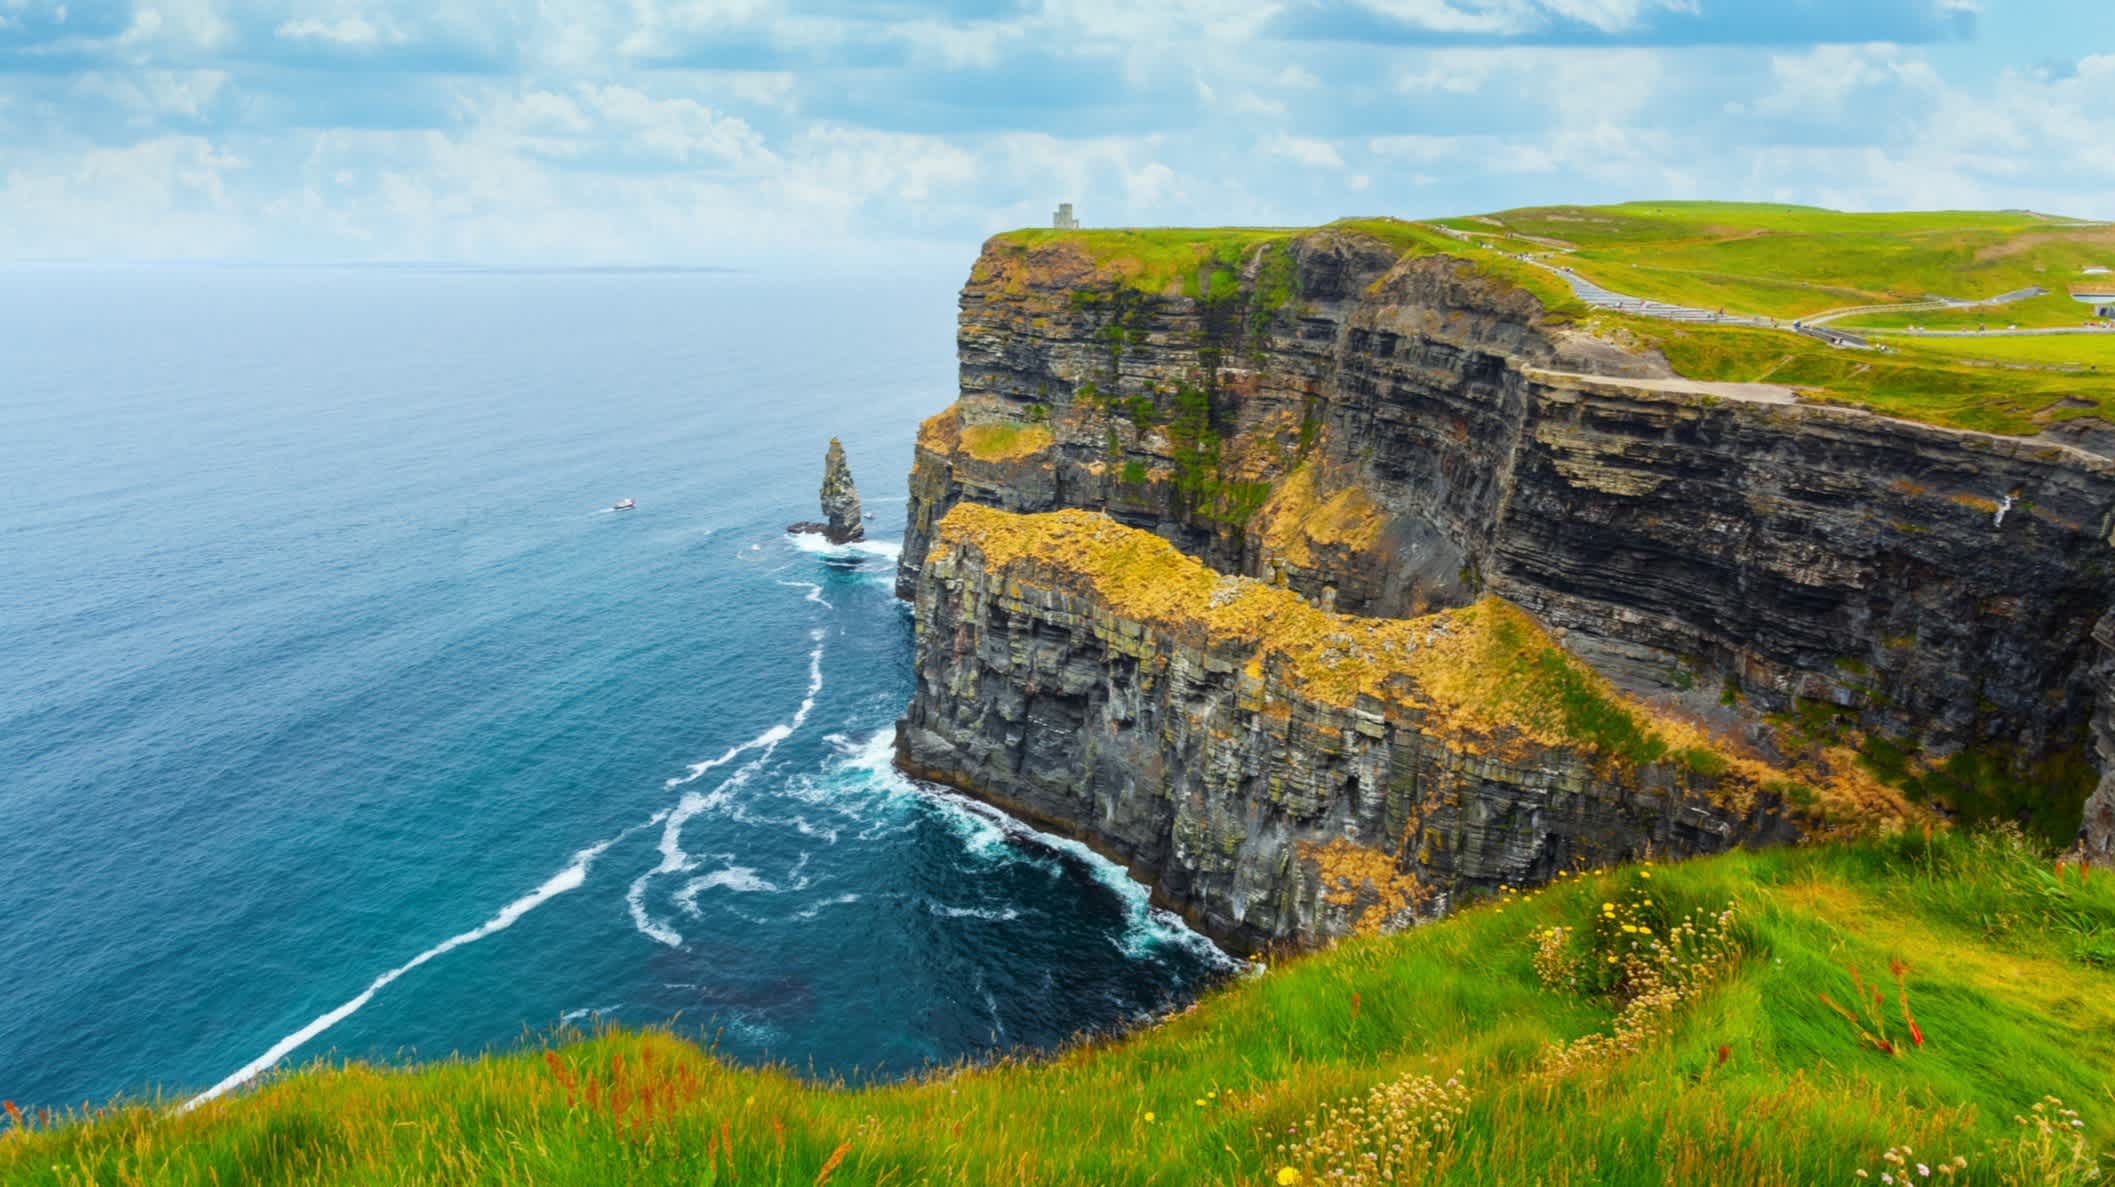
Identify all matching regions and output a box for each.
[898,224,2115,887]
[898,505,1913,951]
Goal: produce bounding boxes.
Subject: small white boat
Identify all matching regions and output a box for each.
[612,498,636,511]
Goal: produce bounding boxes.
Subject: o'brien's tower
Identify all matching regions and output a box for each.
[1052,202,1079,229]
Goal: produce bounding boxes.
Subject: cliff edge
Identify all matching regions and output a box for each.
[895,219,2115,946]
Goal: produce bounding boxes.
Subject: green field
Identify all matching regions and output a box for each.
[1879,332,2115,370]
[1444,202,2115,327]
[7,829,2109,1185]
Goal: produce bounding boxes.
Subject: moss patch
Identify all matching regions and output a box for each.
[959,421,1054,462]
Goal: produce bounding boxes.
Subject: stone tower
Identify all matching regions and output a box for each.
[1052,202,1079,230]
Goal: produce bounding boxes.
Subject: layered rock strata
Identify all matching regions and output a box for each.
[897,506,1870,951]
[898,226,2115,854]
[790,436,865,544]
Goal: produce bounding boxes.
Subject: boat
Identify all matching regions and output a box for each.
[612,498,636,511]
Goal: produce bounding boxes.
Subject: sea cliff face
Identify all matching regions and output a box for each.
[894,225,2115,945]
[899,227,2115,854]
[896,506,1868,951]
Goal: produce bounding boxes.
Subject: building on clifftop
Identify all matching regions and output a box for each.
[1052,202,1079,229]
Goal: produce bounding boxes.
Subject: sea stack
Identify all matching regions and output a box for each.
[789,437,865,544]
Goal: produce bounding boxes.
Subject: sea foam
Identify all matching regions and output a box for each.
[183,819,661,1110]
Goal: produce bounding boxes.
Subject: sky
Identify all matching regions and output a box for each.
[1,0,2110,267]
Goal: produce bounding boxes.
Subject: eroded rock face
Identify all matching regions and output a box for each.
[897,228,2115,854]
[896,507,1812,952]
[791,437,865,544]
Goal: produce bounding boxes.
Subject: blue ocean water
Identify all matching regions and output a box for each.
[0,265,1231,1111]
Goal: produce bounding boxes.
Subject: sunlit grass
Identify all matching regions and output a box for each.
[6,829,2110,1184]
[1880,332,2115,370]
[1463,202,2115,325]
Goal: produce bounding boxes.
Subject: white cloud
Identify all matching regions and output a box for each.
[0,135,250,258]
[1266,135,1345,169]
[1757,44,1909,115]
[1355,0,1694,36]
[276,16,399,47]
[578,84,772,165]
[72,68,229,124]
[119,1,233,55]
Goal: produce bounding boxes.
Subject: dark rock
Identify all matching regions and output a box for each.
[789,437,865,544]
[897,227,2115,865]
[895,519,1805,952]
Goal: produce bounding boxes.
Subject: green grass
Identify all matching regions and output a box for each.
[988,227,1299,297]
[1452,201,2115,325]
[1839,292,2108,332]
[8,830,2111,1184]
[1878,332,2115,370]
[1614,317,2115,435]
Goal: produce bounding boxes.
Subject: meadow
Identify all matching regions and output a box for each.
[1443,202,2115,327]
[5,827,2108,1185]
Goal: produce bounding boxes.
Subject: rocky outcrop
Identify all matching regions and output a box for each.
[897,506,1861,951]
[789,437,865,544]
[2080,613,2115,863]
[898,226,2115,859]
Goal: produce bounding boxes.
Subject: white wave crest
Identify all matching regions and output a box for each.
[786,892,863,922]
[184,814,665,1111]
[665,724,791,789]
[888,766,1238,972]
[776,579,833,609]
[629,633,828,947]
[927,902,1022,921]
[560,1004,621,1023]
[785,533,902,562]
[674,866,779,916]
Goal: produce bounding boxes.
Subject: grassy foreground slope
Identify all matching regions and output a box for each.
[7,829,2111,1185]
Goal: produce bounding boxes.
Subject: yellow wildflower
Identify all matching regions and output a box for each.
[1143,1111,1155,1123]
[1278,1169,1302,1186]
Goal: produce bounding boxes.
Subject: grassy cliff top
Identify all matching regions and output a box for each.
[983,204,2115,436]
[1444,201,2115,323]
[981,217,1583,314]
[932,504,1906,826]
[9,829,2110,1185]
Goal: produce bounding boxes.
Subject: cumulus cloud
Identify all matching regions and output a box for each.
[0,0,2106,263]
[1267,135,1347,169]
[276,16,400,47]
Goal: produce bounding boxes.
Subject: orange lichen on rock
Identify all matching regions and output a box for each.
[916,403,963,453]
[1257,464,1387,568]
[1300,839,1431,933]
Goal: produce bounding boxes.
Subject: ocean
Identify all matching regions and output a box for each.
[0,264,1232,1112]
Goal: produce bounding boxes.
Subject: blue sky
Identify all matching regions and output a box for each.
[1,0,2109,265]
